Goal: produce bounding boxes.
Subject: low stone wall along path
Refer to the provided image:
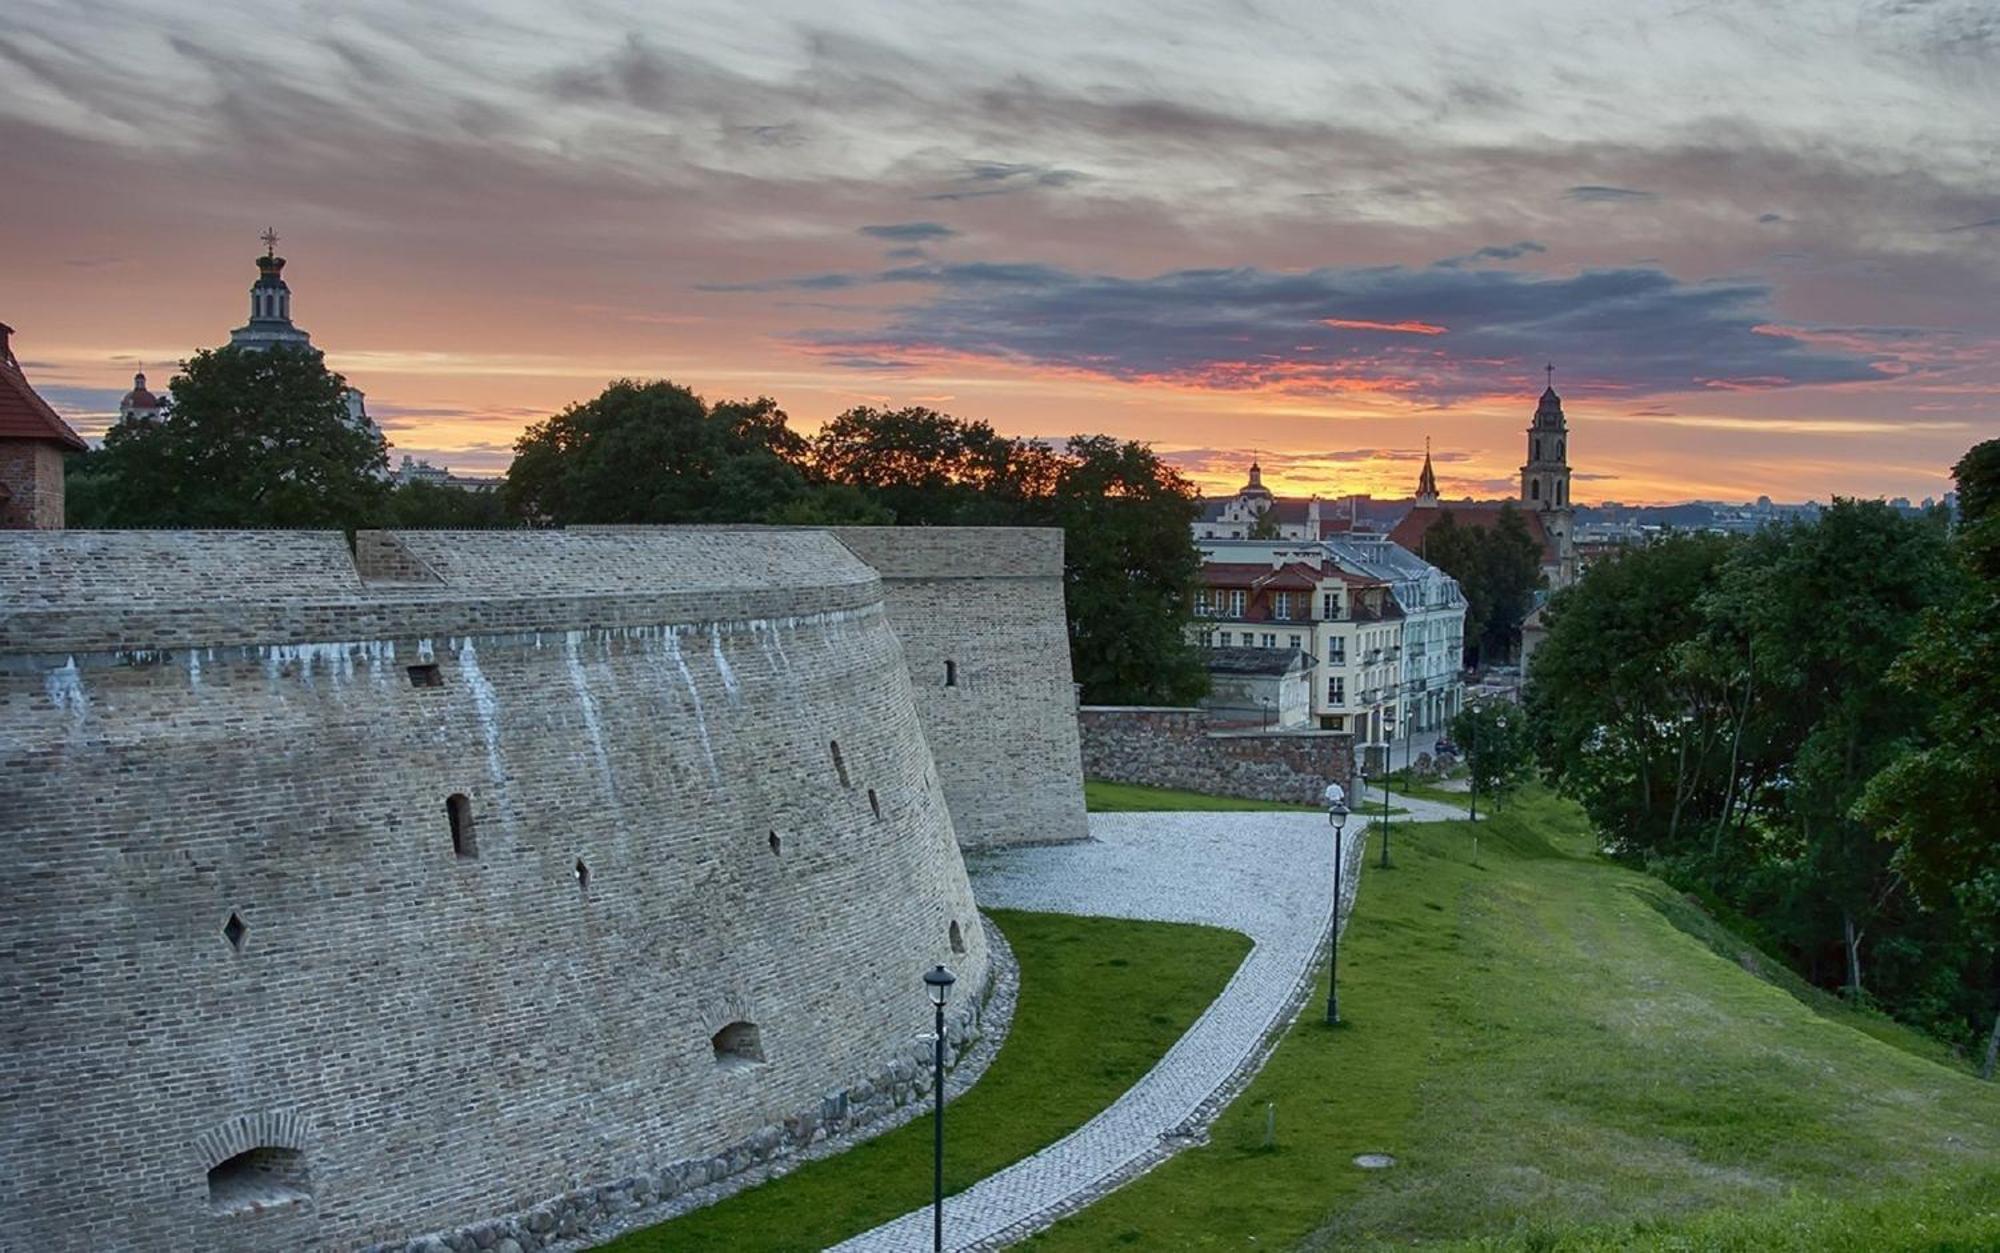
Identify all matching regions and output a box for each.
[831,809,1372,1252]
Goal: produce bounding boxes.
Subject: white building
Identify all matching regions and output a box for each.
[1192,535,1464,757]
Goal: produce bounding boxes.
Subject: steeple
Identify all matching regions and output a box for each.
[1522,372,1570,511]
[229,228,315,353]
[1414,437,1439,507]
[1240,457,1272,500]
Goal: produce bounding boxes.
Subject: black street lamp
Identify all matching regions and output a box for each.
[1325,795,1350,1025]
[923,963,957,1253]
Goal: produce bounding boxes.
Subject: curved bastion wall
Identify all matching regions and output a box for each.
[0,529,990,1253]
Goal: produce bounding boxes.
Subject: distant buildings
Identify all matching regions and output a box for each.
[396,454,503,494]
[1191,533,1466,757]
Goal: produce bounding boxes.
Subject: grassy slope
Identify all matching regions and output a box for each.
[601,908,1251,1253]
[1025,790,2000,1251]
[1087,779,1406,815]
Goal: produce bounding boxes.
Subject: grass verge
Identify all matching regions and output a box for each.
[1022,788,2000,1251]
[1087,778,1406,815]
[601,908,1251,1252]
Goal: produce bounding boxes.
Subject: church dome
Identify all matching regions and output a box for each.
[121,373,159,409]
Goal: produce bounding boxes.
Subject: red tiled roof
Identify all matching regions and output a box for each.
[0,326,88,451]
[1390,503,1554,564]
[1202,560,1386,591]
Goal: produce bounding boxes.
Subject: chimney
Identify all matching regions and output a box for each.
[0,321,15,369]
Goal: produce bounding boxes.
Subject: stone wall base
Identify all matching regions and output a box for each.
[1078,706,1355,805]
[368,915,1019,1253]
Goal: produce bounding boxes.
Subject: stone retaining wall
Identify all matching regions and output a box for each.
[1078,706,1355,805]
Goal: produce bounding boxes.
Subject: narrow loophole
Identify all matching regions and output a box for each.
[830,740,849,787]
[950,920,965,954]
[868,789,881,820]
[944,659,957,687]
[768,830,782,857]
[574,858,590,891]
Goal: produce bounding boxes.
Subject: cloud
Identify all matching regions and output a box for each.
[788,257,1889,401]
[1566,185,1658,202]
[1943,215,2000,232]
[1436,240,1547,267]
[1757,212,1785,223]
[919,161,1083,201]
[859,222,959,242]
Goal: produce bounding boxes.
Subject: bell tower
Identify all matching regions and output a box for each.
[1521,364,1577,585]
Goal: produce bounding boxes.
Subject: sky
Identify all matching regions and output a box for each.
[4,0,1997,505]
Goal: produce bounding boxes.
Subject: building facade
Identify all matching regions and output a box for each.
[1193,537,1464,747]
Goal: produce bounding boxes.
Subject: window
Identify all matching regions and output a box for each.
[1289,634,1302,650]
[1321,592,1340,619]
[1198,630,1214,647]
[1327,676,1345,703]
[407,663,443,688]
[446,794,476,859]
[711,1021,765,1068]
[944,659,958,687]
[574,858,590,891]
[1530,479,1540,501]
[222,912,247,951]
[1272,592,1292,620]
[768,830,782,856]
[1227,590,1246,617]
[1218,632,1232,646]
[1262,633,1277,648]
[830,740,849,787]
[1328,638,1345,664]
[208,1147,310,1214]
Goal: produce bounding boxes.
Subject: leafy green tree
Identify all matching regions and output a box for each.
[79,345,387,528]
[381,480,514,529]
[506,382,810,524]
[1858,440,2000,1072]
[1033,434,1207,705]
[1247,506,1283,540]
[1422,505,1544,664]
[1453,700,1533,818]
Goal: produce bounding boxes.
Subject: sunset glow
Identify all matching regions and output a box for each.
[5,0,1996,505]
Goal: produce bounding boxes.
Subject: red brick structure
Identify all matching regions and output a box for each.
[0,323,89,529]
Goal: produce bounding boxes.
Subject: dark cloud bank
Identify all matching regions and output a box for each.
[772,259,1887,400]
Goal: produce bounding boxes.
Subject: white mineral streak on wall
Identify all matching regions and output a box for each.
[564,629,617,800]
[456,638,509,790]
[43,656,87,721]
[710,628,740,706]
[660,629,719,782]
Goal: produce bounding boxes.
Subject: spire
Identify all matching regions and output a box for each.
[231,228,314,353]
[1414,436,1439,506]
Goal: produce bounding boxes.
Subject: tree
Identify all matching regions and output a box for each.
[76,344,387,529]
[506,382,811,524]
[1034,435,1207,705]
[1454,700,1533,819]
[1421,505,1543,665]
[1858,440,2000,1073]
[381,480,513,529]
[1247,505,1283,540]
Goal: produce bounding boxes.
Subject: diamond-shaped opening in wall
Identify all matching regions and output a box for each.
[711,1021,765,1069]
[223,912,247,951]
[208,1146,310,1214]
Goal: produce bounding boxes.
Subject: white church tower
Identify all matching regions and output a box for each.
[1521,365,1577,586]
[229,229,317,354]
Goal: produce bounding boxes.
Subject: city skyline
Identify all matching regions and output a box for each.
[6,0,1997,504]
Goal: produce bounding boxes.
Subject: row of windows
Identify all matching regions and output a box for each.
[1195,591,1347,619]
[1200,630,1305,651]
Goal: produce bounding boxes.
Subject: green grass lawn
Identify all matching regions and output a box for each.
[600,908,1251,1253]
[1087,778,1407,816]
[1023,788,2000,1251]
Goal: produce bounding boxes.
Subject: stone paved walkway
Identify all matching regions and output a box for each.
[829,809,1373,1252]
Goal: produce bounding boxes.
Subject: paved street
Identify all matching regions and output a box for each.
[830,809,1373,1252]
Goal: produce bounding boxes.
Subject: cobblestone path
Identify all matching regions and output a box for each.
[829,810,1372,1252]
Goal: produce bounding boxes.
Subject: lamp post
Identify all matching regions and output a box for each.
[1325,794,1350,1025]
[923,964,957,1253]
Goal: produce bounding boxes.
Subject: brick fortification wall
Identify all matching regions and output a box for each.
[1078,706,1356,805]
[583,526,1091,849]
[825,527,1089,848]
[0,530,991,1253]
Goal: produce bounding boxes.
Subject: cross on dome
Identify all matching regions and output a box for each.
[260,227,280,258]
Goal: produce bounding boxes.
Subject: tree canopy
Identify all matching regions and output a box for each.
[72,344,388,529]
[1420,504,1543,664]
